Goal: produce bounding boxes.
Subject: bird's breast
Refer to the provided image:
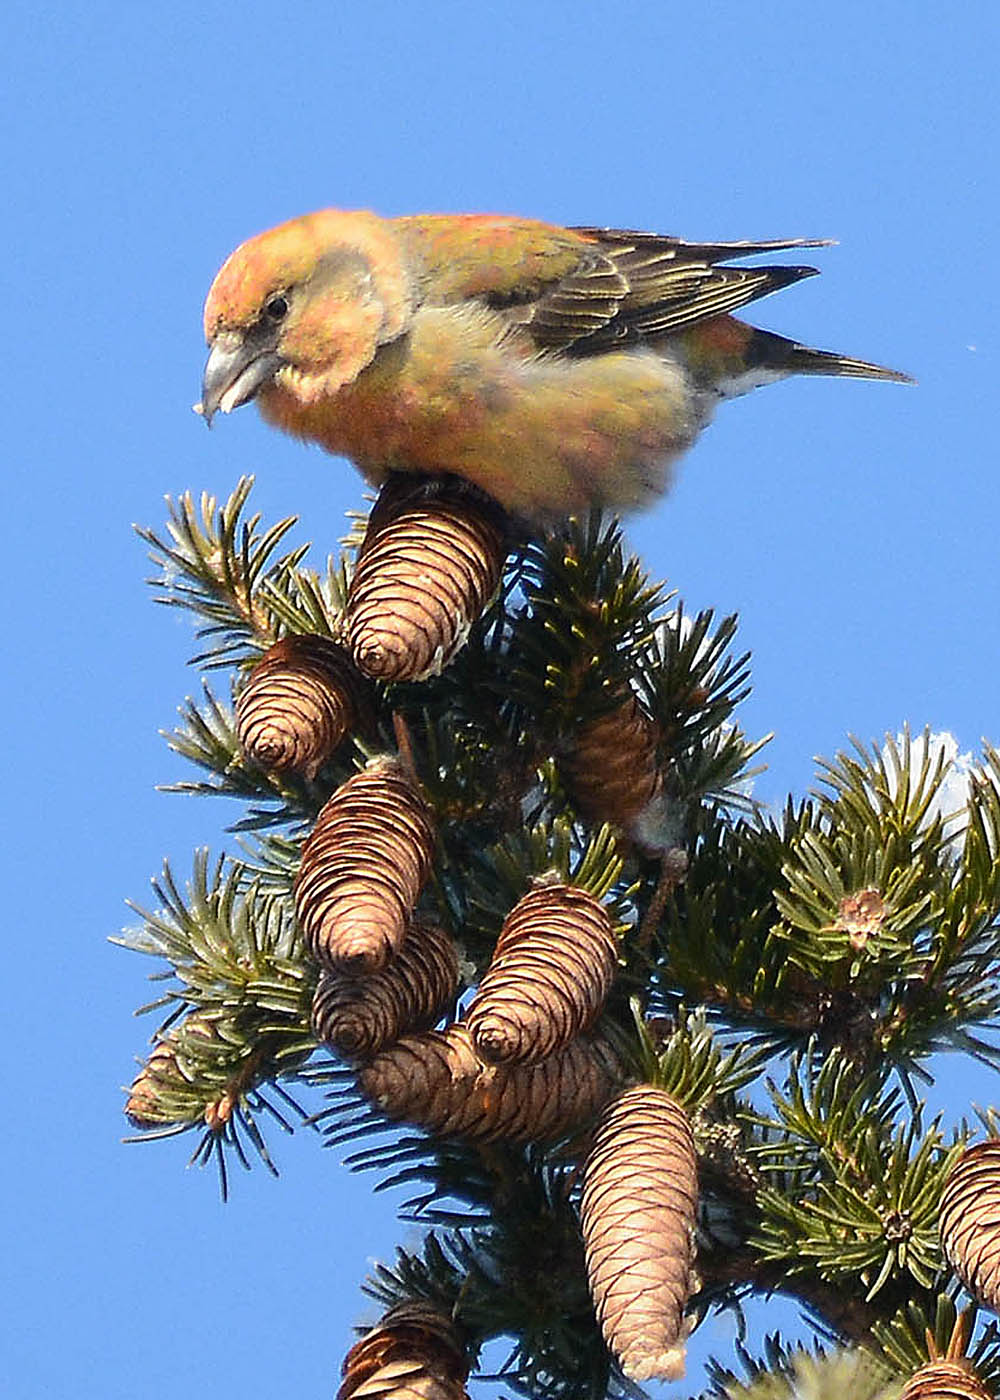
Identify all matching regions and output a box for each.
[261,305,701,517]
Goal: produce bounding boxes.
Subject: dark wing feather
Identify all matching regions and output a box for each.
[523,252,630,343]
[571,229,833,261]
[520,229,829,354]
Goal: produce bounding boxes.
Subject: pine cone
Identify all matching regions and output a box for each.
[580,1085,698,1382]
[466,883,618,1064]
[896,1359,993,1400]
[125,1015,238,1130]
[235,634,366,778]
[125,1038,186,1128]
[346,475,507,683]
[312,918,459,1059]
[560,690,662,833]
[338,1301,471,1400]
[940,1140,1000,1311]
[358,1021,621,1144]
[295,757,435,973]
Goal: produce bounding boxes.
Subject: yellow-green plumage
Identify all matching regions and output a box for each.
[200,209,910,519]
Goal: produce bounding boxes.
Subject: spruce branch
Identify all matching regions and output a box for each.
[748,1048,960,1309]
[635,1005,769,1115]
[162,682,331,828]
[774,731,957,984]
[639,606,767,814]
[652,803,805,1031]
[137,477,346,668]
[868,1296,1000,1390]
[657,735,1000,1077]
[700,1340,898,1400]
[504,513,665,734]
[258,550,350,640]
[773,734,1000,1071]
[115,849,320,1194]
[893,744,1000,1065]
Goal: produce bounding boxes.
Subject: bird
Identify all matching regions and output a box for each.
[199,210,910,520]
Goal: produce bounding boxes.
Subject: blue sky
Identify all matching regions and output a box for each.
[3,2,997,1396]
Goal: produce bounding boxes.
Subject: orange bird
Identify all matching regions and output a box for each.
[199,210,910,519]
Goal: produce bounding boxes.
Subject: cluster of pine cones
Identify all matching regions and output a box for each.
[131,474,1000,1398]
[237,475,696,1387]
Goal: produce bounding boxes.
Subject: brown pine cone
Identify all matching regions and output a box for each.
[125,1015,267,1132]
[896,1312,994,1400]
[338,1302,471,1400]
[357,1021,621,1144]
[896,1359,993,1400]
[125,1038,187,1128]
[295,757,435,973]
[466,883,618,1064]
[940,1141,1000,1312]
[346,475,507,683]
[580,1085,698,1382]
[235,634,366,779]
[560,690,662,834]
[125,1014,241,1130]
[312,918,459,1059]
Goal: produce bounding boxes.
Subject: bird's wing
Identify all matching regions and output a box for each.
[522,229,830,353]
[396,216,830,353]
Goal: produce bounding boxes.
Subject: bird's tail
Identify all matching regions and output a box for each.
[751,327,914,383]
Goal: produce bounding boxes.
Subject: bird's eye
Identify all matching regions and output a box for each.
[264,294,289,322]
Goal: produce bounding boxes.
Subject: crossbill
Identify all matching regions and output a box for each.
[199,210,910,519]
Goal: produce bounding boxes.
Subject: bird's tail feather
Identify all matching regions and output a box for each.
[785,342,914,383]
[750,330,913,386]
[751,328,914,383]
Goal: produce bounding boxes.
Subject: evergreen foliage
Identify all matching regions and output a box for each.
[119,478,1000,1396]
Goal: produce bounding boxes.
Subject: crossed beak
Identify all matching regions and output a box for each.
[197,333,286,424]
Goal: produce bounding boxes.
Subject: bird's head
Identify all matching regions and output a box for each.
[198,210,413,424]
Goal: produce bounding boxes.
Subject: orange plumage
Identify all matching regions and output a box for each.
[200,210,909,519]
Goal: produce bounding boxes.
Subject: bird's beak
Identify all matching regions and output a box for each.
[197,332,286,425]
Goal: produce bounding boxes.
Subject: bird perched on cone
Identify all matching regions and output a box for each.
[199,210,910,520]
